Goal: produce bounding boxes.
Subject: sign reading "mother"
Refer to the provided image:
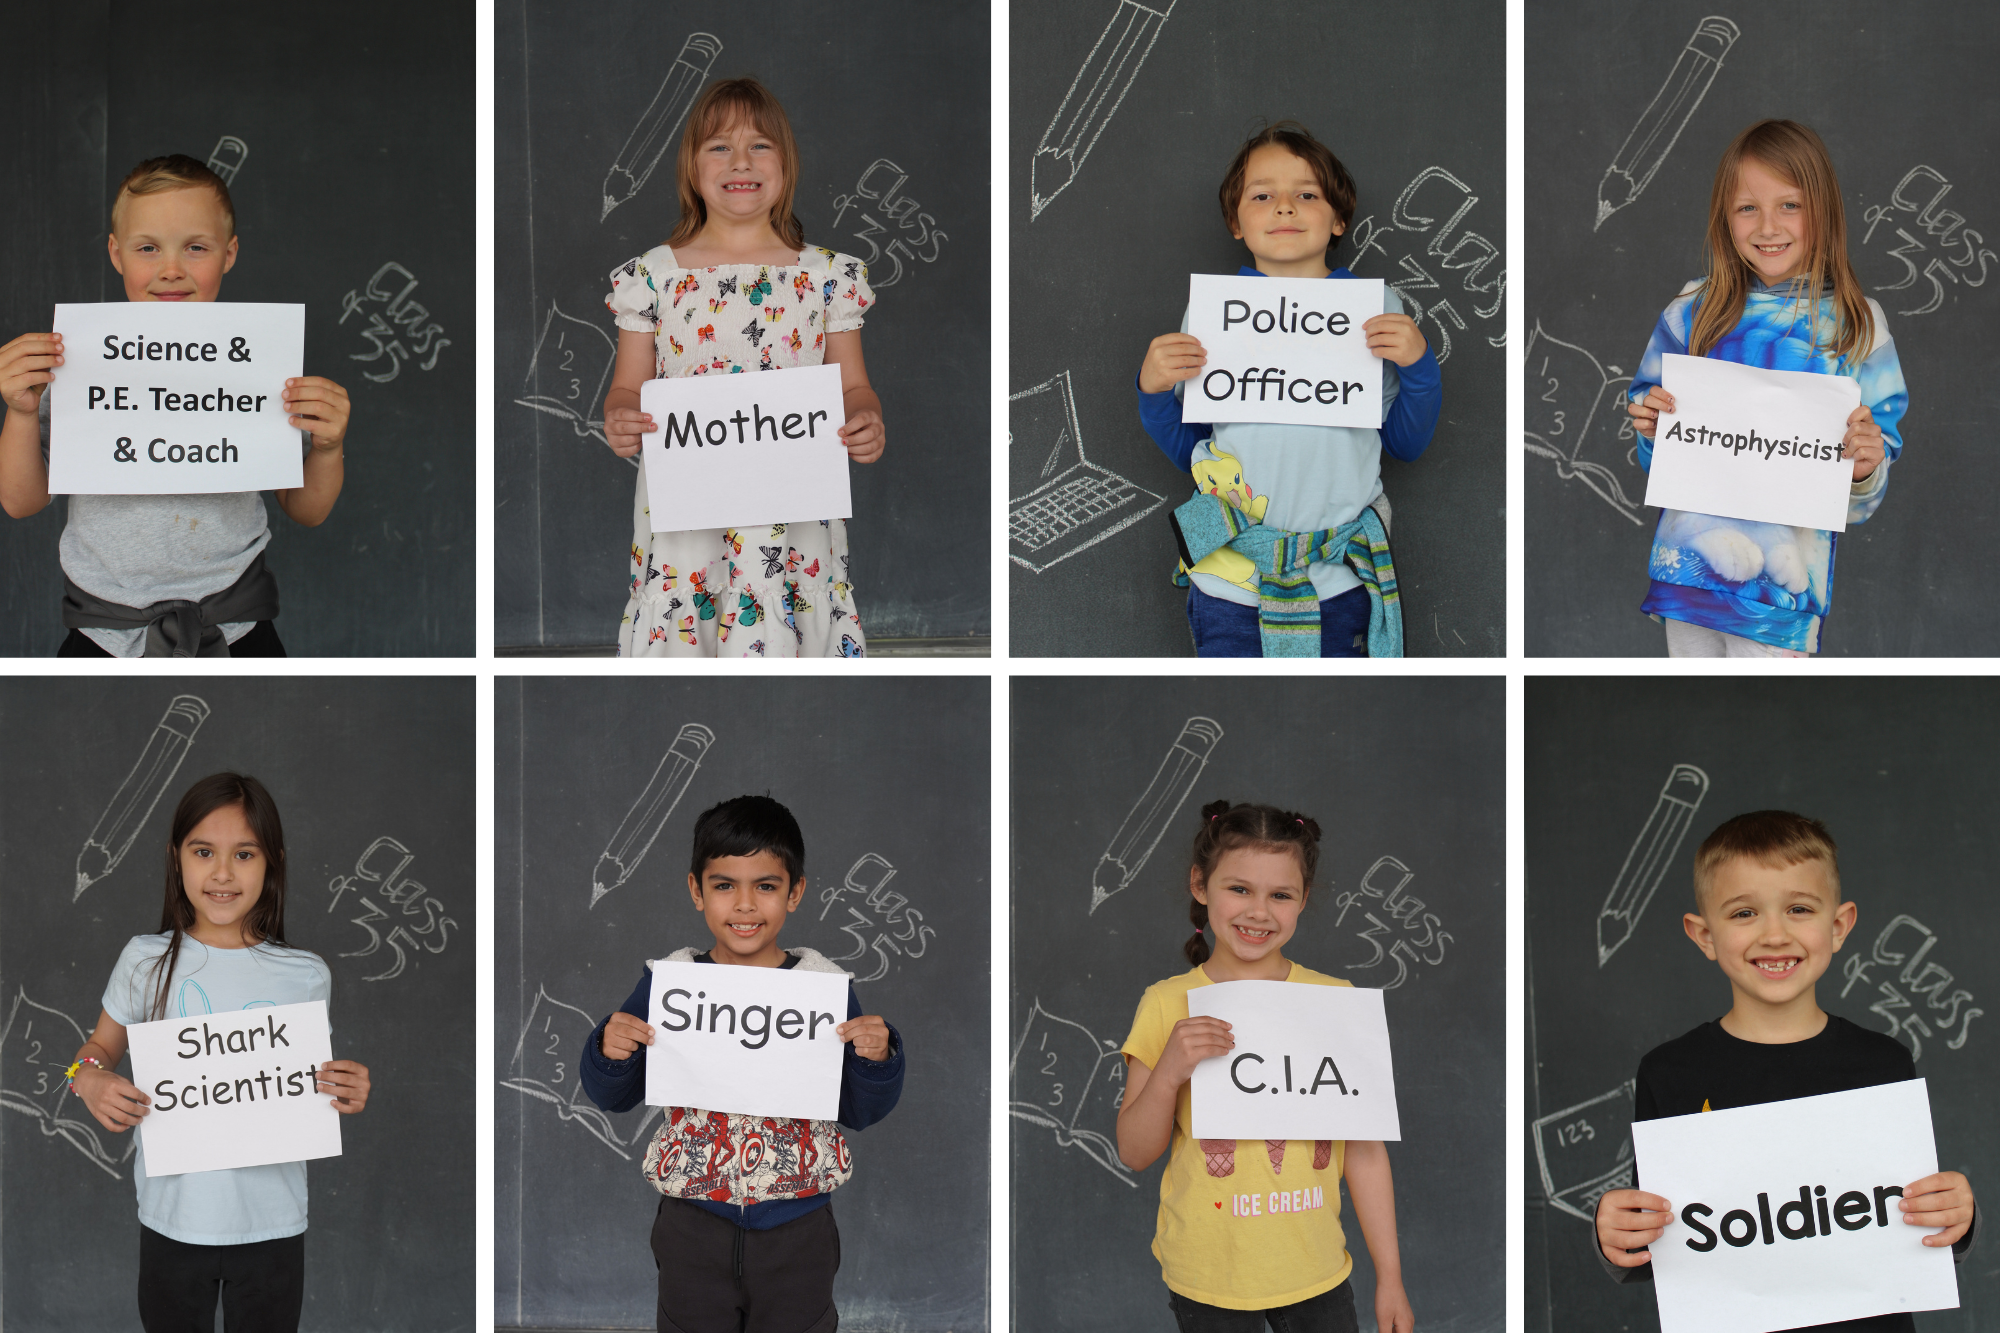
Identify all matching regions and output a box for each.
[126,1000,340,1177]
[47,302,305,495]
[639,361,850,532]
[1185,274,1384,428]
[645,960,849,1120]
[1187,980,1400,1141]
[1633,1080,1959,1333]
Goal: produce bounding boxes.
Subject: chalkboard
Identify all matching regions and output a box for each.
[1526,677,2000,1332]
[1010,677,1503,1332]
[0,677,474,1331]
[1008,2,1505,657]
[0,0,473,657]
[496,678,989,1331]
[495,2,991,650]
[1526,1,2000,656]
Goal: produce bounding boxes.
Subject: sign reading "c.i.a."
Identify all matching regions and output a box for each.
[1186,979,1400,1141]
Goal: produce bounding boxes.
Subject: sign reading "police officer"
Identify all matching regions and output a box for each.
[46,302,306,495]
[639,361,850,532]
[644,959,850,1120]
[1185,274,1385,429]
[1633,1080,1960,1333]
[1186,980,1400,1141]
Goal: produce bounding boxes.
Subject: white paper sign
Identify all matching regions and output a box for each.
[1184,274,1384,428]
[127,1000,340,1177]
[47,302,306,495]
[1643,353,1860,531]
[644,961,849,1120]
[1633,1080,1959,1333]
[1186,981,1400,1141]
[639,362,849,532]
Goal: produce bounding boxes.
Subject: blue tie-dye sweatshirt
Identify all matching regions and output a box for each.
[1628,279,1908,653]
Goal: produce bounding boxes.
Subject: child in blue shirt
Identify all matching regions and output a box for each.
[1136,120,1443,658]
[580,795,904,1333]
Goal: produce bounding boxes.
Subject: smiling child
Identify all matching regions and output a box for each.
[1594,811,1977,1333]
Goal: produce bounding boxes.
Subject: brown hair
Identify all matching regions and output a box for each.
[1217,120,1357,247]
[112,154,236,238]
[144,773,294,1021]
[1692,810,1840,913]
[1184,800,1323,967]
[667,78,805,252]
[1687,120,1874,364]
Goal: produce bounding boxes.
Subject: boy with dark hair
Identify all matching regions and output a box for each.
[581,794,905,1333]
[1594,810,1977,1332]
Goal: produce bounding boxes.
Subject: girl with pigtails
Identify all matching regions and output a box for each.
[1117,801,1413,1333]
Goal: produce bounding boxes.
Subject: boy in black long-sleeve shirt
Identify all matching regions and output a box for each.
[580,795,905,1333]
[1594,810,1975,1333]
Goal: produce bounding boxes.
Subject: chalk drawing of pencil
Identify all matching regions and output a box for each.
[75,695,211,900]
[205,136,249,187]
[1090,716,1223,914]
[1597,764,1710,965]
[592,722,717,907]
[1594,17,1739,232]
[1030,0,1177,221]
[601,32,723,222]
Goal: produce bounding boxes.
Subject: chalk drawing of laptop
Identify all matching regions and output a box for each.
[1010,370,1164,574]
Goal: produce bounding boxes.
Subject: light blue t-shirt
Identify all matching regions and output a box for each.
[102,933,333,1245]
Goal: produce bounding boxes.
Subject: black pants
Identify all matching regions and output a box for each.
[652,1195,839,1333]
[58,620,287,657]
[137,1224,305,1332]
[1169,1280,1358,1333]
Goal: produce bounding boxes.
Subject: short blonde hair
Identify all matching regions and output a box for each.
[1692,810,1840,911]
[112,154,236,237]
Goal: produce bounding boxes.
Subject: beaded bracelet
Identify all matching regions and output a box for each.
[65,1056,102,1092]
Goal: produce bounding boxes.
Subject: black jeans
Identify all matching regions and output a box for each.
[652,1195,839,1333]
[1169,1280,1359,1333]
[137,1224,305,1332]
[59,619,288,656]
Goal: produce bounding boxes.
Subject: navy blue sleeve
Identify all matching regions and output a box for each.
[838,981,905,1131]
[1136,374,1210,474]
[1379,345,1441,462]
[579,967,653,1114]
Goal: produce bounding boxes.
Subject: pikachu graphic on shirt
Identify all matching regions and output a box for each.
[1185,446,1269,593]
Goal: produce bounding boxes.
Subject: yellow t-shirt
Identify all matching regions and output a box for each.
[1121,962,1354,1310]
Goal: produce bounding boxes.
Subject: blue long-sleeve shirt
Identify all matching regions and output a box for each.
[1136,265,1443,606]
[581,953,905,1229]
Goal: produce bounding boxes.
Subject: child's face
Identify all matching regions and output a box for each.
[107,186,238,302]
[1230,145,1344,275]
[178,803,267,943]
[687,849,802,964]
[1728,157,1810,286]
[693,116,784,230]
[1682,855,1855,1011]
[1193,845,1308,966]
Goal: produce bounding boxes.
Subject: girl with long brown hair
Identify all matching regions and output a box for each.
[1625,119,1909,657]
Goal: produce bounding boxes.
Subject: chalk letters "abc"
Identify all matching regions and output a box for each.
[1682,1184,1906,1251]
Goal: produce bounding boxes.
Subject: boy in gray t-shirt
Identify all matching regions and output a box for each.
[0,153,351,656]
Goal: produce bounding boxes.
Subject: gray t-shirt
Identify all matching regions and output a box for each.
[41,395,272,654]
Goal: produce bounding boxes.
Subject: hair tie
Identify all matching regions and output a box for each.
[1296,818,1304,826]
[1190,929,1205,941]
[1210,814,1218,821]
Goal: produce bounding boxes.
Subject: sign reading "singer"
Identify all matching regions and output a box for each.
[1185,274,1384,428]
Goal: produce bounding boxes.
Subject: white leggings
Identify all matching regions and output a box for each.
[1664,619,1809,658]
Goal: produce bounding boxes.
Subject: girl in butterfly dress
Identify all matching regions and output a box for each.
[602,77,883,658]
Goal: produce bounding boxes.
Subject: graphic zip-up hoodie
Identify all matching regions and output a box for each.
[580,946,905,1230]
[1629,279,1908,653]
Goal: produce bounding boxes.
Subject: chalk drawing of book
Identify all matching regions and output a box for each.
[1595,17,1739,231]
[1522,321,1647,527]
[1597,764,1710,966]
[1030,0,1177,219]
[1532,1080,1636,1221]
[601,32,723,222]
[515,301,620,459]
[1010,1000,1137,1186]
[501,984,659,1159]
[0,987,137,1179]
[1010,371,1163,573]
[75,694,211,900]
